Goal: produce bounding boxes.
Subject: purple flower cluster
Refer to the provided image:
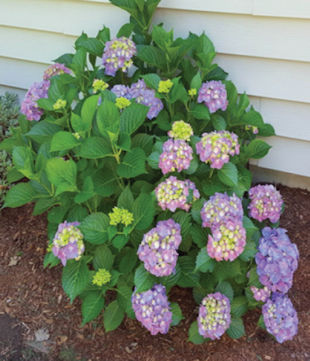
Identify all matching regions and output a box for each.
[196,131,239,169]
[262,293,298,343]
[250,286,271,303]
[248,184,283,223]
[198,292,231,340]
[102,37,136,76]
[132,284,172,335]
[137,219,182,277]
[21,80,50,121]
[111,79,163,119]
[159,139,193,175]
[255,227,299,294]
[207,220,246,262]
[43,63,71,80]
[200,192,243,229]
[52,221,85,266]
[155,176,200,212]
[198,81,228,114]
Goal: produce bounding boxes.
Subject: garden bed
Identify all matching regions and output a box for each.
[0,184,309,361]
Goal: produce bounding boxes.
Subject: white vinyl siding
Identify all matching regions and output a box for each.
[1,0,310,187]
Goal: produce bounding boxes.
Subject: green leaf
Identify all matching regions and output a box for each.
[195,249,215,273]
[119,103,149,135]
[142,73,161,90]
[191,104,210,120]
[93,244,114,270]
[117,186,134,211]
[218,162,238,187]
[190,72,202,90]
[62,259,89,302]
[43,252,60,268]
[112,235,128,250]
[72,48,86,73]
[259,123,275,137]
[241,107,264,127]
[33,198,56,216]
[80,213,110,244]
[171,302,183,326]
[214,260,241,282]
[4,182,36,208]
[188,321,205,344]
[132,133,154,155]
[50,131,80,152]
[76,35,104,57]
[177,256,200,288]
[134,264,155,292]
[258,315,266,330]
[71,113,86,132]
[243,216,258,238]
[93,170,118,197]
[81,291,105,326]
[211,114,226,130]
[226,317,245,339]
[137,45,166,68]
[117,23,135,37]
[133,193,155,230]
[215,281,234,302]
[74,176,94,204]
[78,137,113,159]
[119,248,137,274]
[12,146,34,178]
[160,263,181,289]
[231,296,248,318]
[246,139,271,159]
[103,300,125,332]
[97,99,120,136]
[26,121,61,144]
[46,158,77,195]
[117,148,146,178]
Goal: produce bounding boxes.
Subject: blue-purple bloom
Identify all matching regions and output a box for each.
[198,81,228,114]
[255,227,299,294]
[43,63,71,80]
[21,80,50,121]
[137,219,182,277]
[102,37,136,76]
[250,286,271,303]
[132,284,172,335]
[262,293,298,343]
[198,292,231,340]
[52,221,85,266]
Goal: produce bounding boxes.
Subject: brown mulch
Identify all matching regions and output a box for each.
[0,185,309,361]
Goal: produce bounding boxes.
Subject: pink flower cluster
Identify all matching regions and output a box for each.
[137,219,182,277]
[132,284,172,335]
[200,192,243,228]
[248,184,283,223]
[155,176,200,212]
[21,80,50,121]
[250,286,271,303]
[102,37,136,76]
[43,63,71,80]
[196,131,239,169]
[198,292,231,340]
[159,139,193,175]
[198,81,228,114]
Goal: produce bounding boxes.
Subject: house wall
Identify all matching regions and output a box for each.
[1,0,310,189]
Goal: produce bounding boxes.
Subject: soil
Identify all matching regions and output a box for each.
[0,185,309,361]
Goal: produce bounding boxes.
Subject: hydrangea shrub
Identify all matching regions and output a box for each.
[1,0,299,344]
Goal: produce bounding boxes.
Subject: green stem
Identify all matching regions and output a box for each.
[209,168,214,179]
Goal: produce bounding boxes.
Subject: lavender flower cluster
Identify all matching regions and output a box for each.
[255,227,299,294]
[201,192,243,229]
[198,292,231,340]
[262,293,298,343]
[198,81,228,114]
[132,284,172,335]
[250,286,271,303]
[159,139,193,175]
[155,176,200,212]
[111,79,163,119]
[196,131,239,169]
[52,221,85,266]
[248,184,283,223]
[102,37,136,76]
[21,63,70,121]
[138,219,181,277]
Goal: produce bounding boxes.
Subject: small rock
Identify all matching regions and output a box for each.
[8,256,20,267]
[35,328,50,342]
[125,346,133,354]
[264,356,272,360]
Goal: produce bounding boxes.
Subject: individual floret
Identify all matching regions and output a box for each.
[198,81,228,113]
[262,293,298,343]
[21,80,50,121]
[248,184,283,223]
[52,221,85,266]
[168,120,193,141]
[102,37,136,76]
[196,131,239,169]
[155,176,200,212]
[200,192,243,228]
[198,292,231,340]
[250,286,271,303]
[137,219,182,277]
[207,220,246,262]
[255,227,299,294]
[43,63,71,80]
[132,284,172,335]
[159,139,193,175]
